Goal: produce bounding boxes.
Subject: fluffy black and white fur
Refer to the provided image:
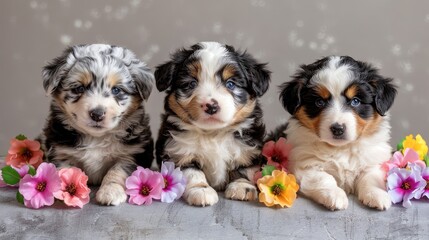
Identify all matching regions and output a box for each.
[155,42,270,206]
[39,44,154,206]
[276,56,397,210]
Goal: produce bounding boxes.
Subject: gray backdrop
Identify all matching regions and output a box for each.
[1,0,428,154]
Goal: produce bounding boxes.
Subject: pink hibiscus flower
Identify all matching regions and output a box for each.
[160,162,186,203]
[382,148,426,177]
[18,162,61,209]
[6,138,43,169]
[0,165,30,187]
[54,167,91,208]
[262,137,291,172]
[125,167,163,205]
[254,137,292,183]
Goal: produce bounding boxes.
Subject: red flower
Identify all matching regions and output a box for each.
[262,137,291,172]
[6,138,43,168]
[253,137,292,183]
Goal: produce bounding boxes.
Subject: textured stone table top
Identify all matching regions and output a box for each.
[1,158,428,240]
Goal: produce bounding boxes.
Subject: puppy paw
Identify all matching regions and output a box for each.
[96,183,127,206]
[183,185,219,207]
[225,181,257,201]
[359,188,391,210]
[319,187,349,210]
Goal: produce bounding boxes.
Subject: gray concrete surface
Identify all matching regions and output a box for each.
[1,159,428,240]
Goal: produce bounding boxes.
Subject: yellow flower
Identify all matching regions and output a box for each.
[257,170,299,208]
[402,134,428,160]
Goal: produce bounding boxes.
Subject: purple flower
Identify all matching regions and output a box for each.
[1,165,30,187]
[387,164,426,208]
[18,163,61,209]
[125,167,163,205]
[160,162,186,203]
[418,167,429,199]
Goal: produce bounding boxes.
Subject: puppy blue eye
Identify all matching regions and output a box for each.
[351,98,361,107]
[111,87,121,95]
[189,80,198,89]
[73,86,85,94]
[315,98,326,108]
[226,81,236,90]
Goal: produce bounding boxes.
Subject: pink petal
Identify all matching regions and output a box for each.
[388,188,404,204]
[275,138,291,157]
[262,141,275,158]
[58,169,73,185]
[161,162,175,176]
[53,190,65,200]
[391,151,405,167]
[387,171,403,190]
[402,192,414,208]
[8,140,26,154]
[161,191,177,203]
[266,158,281,170]
[14,165,30,178]
[143,197,153,205]
[138,169,151,184]
[403,148,420,163]
[129,195,145,205]
[19,176,39,200]
[125,176,141,190]
[24,140,41,152]
[147,172,163,187]
[63,195,85,208]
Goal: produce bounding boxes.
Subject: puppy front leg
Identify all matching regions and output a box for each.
[225,166,258,201]
[298,169,348,210]
[96,161,132,206]
[182,168,218,206]
[356,166,391,210]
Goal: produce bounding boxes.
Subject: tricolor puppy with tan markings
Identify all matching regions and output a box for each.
[277,56,397,210]
[39,44,154,206]
[155,42,270,206]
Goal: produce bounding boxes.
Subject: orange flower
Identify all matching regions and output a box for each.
[5,138,43,168]
[257,170,299,208]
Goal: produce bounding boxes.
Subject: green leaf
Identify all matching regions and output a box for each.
[424,155,429,168]
[397,138,405,151]
[1,166,21,185]
[28,166,36,176]
[15,134,27,141]
[262,165,276,177]
[16,191,24,204]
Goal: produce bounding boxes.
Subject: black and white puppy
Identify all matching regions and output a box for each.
[40,44,154,205]
[155,42,270,206]
[278,56,397,210]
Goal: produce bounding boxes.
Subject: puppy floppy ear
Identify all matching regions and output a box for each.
[127,61,154,100]
[231,47,271,97]
[154,61,175,92]
[42,46,75,95]
[369,76,397,116]
[154,47,197,92]
[246,59,271,97]
[114,47,154,100]
[279,77,306,115]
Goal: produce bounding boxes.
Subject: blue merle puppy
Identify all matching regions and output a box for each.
[39,44,154,205]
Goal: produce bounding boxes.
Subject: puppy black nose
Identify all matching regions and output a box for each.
[203,99,219,115]
[89,108,105,122]
[330,123,346,137]
[205,103,219,115]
